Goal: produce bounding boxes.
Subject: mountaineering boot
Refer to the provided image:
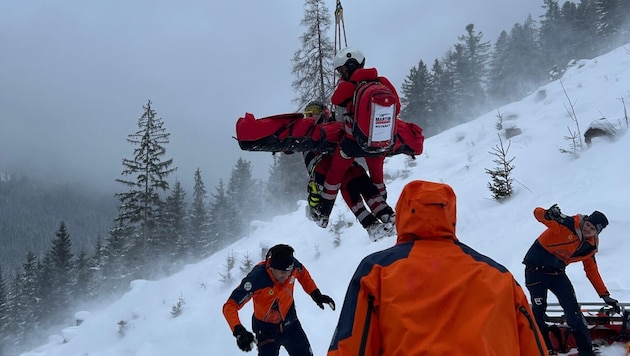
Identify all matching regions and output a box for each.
[366,222,394,242]
[378,212,396,231]
[305,204,319,222]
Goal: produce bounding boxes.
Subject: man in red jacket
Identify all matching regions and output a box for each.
[523,204,618,356]
[223,244,335,355]
[302,101,395,241]
[328,180,546,355]
[316,47,400,229]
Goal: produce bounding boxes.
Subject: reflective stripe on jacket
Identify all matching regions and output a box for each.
[222,258,318,332]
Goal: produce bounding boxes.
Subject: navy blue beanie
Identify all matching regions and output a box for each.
[585,211,608,234]
[268,244,295,271]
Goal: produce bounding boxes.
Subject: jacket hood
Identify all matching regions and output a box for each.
[349,67,378,82]
[395,180,457,244]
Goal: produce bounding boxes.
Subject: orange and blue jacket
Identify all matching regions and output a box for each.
[328,180,546,356]
[523,207,609,296]
[223,258,318,333]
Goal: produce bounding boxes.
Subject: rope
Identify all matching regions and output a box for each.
[334,0,347,52]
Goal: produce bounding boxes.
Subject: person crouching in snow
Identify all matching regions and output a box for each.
[523,204,618,356]
[223,244,335,355]
[302,100,395,241]
[328,180,546,356]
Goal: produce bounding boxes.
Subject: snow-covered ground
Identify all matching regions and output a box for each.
[22,43,630,356]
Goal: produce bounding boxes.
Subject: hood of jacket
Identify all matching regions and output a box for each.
[395,180,457,244]
[348,67,378,82]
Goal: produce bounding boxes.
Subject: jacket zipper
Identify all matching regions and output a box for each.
[358,294,375,356]
[519,305,546,355]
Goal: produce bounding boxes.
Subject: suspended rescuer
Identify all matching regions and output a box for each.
[316,47,399,229]
[302,101,395,241]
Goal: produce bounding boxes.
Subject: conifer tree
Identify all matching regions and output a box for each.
[0,267,8,350]
[74,250,92,300]
[43,221,75,321]
[400,60,433,134]
[114,99,176,274]
[226,158,259,230]
[265,153,308,215]
[291,0,336,107]
[159,179,188,265]
[208,179,241,249]
[453,24,491,121]
[189,168,210,256]
[13,252,39,346]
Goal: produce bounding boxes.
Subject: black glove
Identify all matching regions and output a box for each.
[544,204,562,221]
[310,289,336,310]
[602,295,621,313]
[233,324,255,352]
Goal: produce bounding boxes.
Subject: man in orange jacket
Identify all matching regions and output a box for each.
[223,244,335,355]
[523,204,618,356]
[328,180,546,355]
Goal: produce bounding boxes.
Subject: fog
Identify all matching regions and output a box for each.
[0,0,544,193]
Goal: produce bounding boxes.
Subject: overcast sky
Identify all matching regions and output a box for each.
[0,0,544,193]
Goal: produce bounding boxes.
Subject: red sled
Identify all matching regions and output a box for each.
[234,113,424,157]
[545,302,630,354]
[235,112,344,153]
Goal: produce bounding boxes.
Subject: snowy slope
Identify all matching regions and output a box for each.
[22,43,630,356]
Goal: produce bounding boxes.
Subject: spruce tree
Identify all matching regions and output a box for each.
[265,153,309,215]
[114,99,176,275]
[74,250,92,301]
[189,168,210,256]
[226,158,260,230]
[208,180,241,249]
[159,179,188,266]
[291,0,336,107]
[0,267,8,351]
[44,221,75,322]
[400,60,434,134]
[453,24,491,121]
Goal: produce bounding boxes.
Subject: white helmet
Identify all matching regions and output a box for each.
[333,47,365,69]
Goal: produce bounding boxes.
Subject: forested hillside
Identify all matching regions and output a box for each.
[0,173,117,270]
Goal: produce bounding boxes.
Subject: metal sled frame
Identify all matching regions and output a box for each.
[544,302,630,341]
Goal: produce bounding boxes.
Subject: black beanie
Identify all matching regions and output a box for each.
[585,211,608,234]
[268,244,295,271]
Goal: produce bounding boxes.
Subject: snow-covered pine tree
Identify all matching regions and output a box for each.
[485,134,515,200]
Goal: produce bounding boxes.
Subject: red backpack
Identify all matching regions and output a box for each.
[350,79,398,154]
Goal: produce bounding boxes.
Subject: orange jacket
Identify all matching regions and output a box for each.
[328,180,546,356]
[523,207,608,296]
[223,258,318,332]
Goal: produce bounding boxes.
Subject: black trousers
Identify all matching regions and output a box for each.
[525,266,593,354]
[252,317,313,356]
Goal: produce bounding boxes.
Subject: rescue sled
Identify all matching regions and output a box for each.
[234,112,424,157]
[544,302,630,354]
